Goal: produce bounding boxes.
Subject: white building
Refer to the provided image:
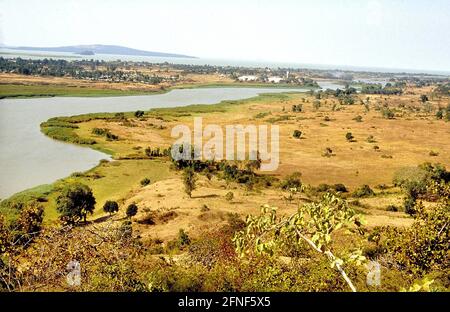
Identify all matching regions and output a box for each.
[238,75,258,82]
[267,76,283,83]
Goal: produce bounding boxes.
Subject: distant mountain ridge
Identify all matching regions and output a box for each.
[9,44,197,59]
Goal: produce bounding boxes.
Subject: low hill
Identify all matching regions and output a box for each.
[12,44,197,59]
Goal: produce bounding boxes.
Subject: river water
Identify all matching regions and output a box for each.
[1,86,334,199]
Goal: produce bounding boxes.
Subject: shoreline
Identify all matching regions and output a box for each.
[0,81,321,100]
[0,89,305,212]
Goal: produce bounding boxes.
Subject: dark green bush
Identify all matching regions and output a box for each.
[345,132,354,142]
[293,130,302,139]
[352,185,375,198]
[103,200,119,215]
[134,110,145,118]
[280,172,302,190]
[140,178,151,186]
[386,205,399,212]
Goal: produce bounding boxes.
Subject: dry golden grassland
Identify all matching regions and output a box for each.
[45,86,448,243]
[77,88,450,186]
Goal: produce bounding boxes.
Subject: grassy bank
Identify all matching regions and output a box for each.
[39,112,141,155]
[0,83,162,99]
[0,159,174,222]
[39,92,292,156]
[0,81,317,99]
[174,82,319,90]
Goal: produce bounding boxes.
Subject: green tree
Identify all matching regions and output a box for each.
[280,172,302,190]
[345,132,354,142]
[178,229,191,247]
[56,183,96,224]
[225,191,234,202]
[293,130,302,139]
[352,184,375,198]
[420,94,429,103]
[126,203,138,219]
[103,200,119,216]
[134,110,145,118]
[372,189,449,274]
[233,194,365,292]
[183,167,197,198]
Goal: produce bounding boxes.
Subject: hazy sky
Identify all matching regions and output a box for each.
[0,0,449,71]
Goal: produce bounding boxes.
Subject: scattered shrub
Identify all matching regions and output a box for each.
[333,183,348,193]
[420,94,429,103]
[178,229,191,248]
[316,183,348,193]
[322,147,333,157]
[386,205,399,212]
[382,108,395,119]
[183,167,197,198]
[140,178,151,186]
[376,184,389,190]
[137,212,155,225]
[114,112,126,120]
[134,110,145,118]
[254,111,271,119]
[106,132,119,141]
[92,127,119,141]
[280,172,302,190]
[345,132,354,142]
[225,191,234,202]
[292,104,302,112]
[367,135,376,143]
[92,128,108,136]
[313,100,321,110]
[352,185,375,198]
[353,115,363,122]
[293,130,302,139]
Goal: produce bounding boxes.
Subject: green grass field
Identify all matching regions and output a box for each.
[0,159,174,222]
[0,81,318,99]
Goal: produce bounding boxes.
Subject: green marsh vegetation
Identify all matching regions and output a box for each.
[0,83,158,99]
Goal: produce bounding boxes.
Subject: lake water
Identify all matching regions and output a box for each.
[1,86,338,199]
